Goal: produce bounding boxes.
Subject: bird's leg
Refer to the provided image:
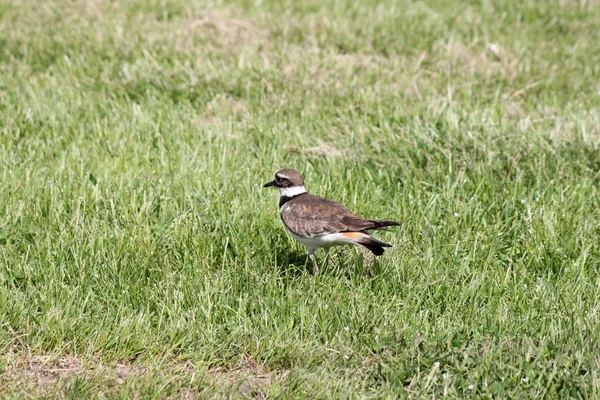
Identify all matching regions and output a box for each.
[308,248,319,276]
[365,250,376,267]
[361,249,376,271]
[323,248,330,270]
[336,246,346,269]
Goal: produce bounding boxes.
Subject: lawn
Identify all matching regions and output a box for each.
[1,0,600,397]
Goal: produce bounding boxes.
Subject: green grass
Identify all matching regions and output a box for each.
[1,0,600,397]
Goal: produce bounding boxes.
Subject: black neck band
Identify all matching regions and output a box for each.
[279,192,307,208]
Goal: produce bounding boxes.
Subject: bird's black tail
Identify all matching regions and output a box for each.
[358,236,393,256]
[369,220,401,230]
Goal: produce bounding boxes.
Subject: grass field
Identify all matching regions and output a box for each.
[1,0,600,397]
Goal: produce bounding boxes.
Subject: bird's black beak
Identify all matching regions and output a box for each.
[263,180,276,188]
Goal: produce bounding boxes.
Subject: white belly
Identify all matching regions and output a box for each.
[289,231,358,251]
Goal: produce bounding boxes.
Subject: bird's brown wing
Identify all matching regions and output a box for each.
[281,194,377,237]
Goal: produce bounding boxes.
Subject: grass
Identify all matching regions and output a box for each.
[1,0,600,397]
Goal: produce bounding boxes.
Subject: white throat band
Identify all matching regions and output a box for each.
[279,186,307,197]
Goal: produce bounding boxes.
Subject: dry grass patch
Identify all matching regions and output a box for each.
[192,94,250,137]
[2,355,86,392]
[182,11,267,48]
[434,39,518,80]
[0,353,151,395]
[209,354,289,398]
[0,352,289,398]
[288,142,352,160]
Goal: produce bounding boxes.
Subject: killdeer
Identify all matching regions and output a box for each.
[264,169,399,275]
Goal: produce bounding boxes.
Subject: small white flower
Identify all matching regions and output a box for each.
[343,326,349,331]
[468,384,474,390]
[453,212,459,217]
[522,377,529,383]
[521,199,526,204]
[487,43,500,56]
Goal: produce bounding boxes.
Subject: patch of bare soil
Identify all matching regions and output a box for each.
[0,353,149,395]
[210,354,288,398]
[1,352,287,398]
[2,355,85,389]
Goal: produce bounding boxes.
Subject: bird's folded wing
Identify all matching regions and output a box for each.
[281,195,376,237]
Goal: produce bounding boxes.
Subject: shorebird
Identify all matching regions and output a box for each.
[264,169,399,275]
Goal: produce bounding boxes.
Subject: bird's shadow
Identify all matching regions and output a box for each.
[273,250,313,278]
[273,248,388,278]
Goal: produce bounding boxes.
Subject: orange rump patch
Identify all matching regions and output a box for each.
[340,232,366,241]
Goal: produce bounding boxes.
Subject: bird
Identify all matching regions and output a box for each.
[263,169,399,275]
